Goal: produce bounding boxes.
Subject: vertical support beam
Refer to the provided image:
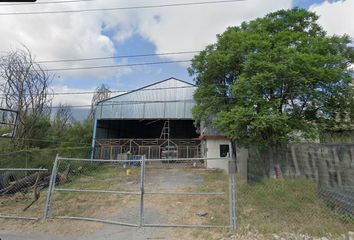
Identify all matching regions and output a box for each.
[228,160,237,230]
[43,154,59,220]
[229,173,237,230]
[90,117,98,159]
[143,102,146,119]
[139,155,145,227]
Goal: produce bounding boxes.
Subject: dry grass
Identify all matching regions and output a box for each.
[0,165,353,239]
[236,178,354,238]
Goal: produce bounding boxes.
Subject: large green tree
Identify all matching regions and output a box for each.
[189,8,353,169]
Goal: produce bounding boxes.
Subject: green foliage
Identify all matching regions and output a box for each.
[189,8,354,148]
[20,114,52,148]
[57,119,93,148]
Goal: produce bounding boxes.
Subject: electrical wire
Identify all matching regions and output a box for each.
[0,84,196,97]
[0,0,246,16]
[49,96,235,108]
[44,59,192,71]
[0,59,192,72]
[35,51,201,64]
[0,0,96,7]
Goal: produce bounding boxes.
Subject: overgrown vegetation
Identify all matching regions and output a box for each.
[237,178,353,236]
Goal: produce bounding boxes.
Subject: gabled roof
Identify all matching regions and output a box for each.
[98,77,195,104]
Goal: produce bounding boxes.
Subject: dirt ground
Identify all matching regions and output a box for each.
[0,167,229,240]
[1,166,351,240]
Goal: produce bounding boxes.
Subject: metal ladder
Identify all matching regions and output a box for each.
[160,120,170,139]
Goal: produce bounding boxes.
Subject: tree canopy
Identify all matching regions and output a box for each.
[189,8,354,149]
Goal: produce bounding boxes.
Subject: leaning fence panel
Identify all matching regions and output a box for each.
[47,157,142,226]
[0,147,91,221]
[0,149,56,220]
[0,168,49,220]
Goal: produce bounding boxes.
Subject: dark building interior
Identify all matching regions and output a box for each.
[96,119,199,139]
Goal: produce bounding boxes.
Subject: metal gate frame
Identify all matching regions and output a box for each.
[44,155,237,230]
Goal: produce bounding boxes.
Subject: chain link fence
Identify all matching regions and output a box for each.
[238,143,354,237]
[44,156,235,229]
[46,156,142,226]
[1,143,353,238]
[0,147,91,220]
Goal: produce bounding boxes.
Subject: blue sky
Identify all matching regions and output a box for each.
[0,0,352,107]
[65,0,338,91]
[57,0,326,91]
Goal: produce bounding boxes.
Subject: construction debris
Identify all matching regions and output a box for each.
[0,165,71,211]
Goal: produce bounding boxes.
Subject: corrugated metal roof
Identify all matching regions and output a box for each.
[95,77,196,120]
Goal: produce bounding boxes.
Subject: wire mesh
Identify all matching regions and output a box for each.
[238,144,354,237]
[143,158,231,228]
[46,156,233,228]
[0,147,91,220]
[48,157,142,226]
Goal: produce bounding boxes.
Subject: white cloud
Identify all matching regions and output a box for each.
[0,2,124,79]
[0,0,293,77]
[141,0,292,58]
[51,85,93,107]
[310,0,354,39]
[111,0,293,61]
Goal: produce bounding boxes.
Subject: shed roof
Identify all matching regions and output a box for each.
[95,77,196,120]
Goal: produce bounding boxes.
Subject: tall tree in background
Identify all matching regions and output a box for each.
[88,84,111,119]
[189,8,354,176]
[52,104,74,138]
[0,47,52,148]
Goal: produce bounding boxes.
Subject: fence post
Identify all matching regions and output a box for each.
[43,154,59,220]
[139,155,145,227]
[228,159,237,230]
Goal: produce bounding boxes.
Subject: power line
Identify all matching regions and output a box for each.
[44,59,192,71]
[0,59,192,72]
[52,99,196,109]
[0,0,96,7]
[0,0,246,16]
[36,51,201,64]
[0,85,197,97]
[50,97,235,109]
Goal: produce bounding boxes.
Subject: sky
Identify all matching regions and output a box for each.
[0,0,353,116]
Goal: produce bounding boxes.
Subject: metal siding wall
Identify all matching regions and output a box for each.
[96,79,196,120]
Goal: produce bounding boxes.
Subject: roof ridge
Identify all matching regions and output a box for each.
[97,77,195,104]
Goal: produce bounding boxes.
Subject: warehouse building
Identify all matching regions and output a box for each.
[91,77,232,169]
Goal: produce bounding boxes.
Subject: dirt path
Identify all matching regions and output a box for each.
[0,168,205,240]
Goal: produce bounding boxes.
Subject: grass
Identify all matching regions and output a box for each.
[0,165,353,239]
[51,165,140,217]
[0,147,91,170]
[237,177,354,237]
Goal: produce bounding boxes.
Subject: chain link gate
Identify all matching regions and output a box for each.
[44,155,237,229]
